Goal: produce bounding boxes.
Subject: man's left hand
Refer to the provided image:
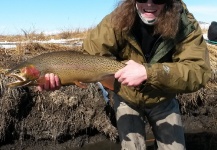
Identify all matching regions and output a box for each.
[114,60,147,87]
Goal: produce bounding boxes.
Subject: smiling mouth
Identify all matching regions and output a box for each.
[143,9,157,13]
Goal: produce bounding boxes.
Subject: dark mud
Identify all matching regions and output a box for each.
[0,75,216,150]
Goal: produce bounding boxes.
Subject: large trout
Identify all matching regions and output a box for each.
[5,51,125,90]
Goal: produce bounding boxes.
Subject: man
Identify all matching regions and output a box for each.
[38,0,211,149]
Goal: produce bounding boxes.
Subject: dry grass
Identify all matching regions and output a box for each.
[201,28,208,34]
[206,44,217,84]
[0,28,90,42]
[208,44,217,69]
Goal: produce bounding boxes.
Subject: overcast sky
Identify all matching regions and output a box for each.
[0,0,216,35]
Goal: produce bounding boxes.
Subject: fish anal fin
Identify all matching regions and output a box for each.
[74,81,88,88]
[100,76,115,91]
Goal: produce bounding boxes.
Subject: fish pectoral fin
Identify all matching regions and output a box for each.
[74,81,88,88]
[100,76,115,91]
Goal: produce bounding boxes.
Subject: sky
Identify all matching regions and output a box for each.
[0,0,216,35]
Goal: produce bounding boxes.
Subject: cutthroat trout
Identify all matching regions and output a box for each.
[5,51,125,90]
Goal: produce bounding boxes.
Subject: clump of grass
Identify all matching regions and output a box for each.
[54,28,90,39]
[20,29,47,41]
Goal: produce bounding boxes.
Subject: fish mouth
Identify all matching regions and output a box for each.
[6,74,33,88]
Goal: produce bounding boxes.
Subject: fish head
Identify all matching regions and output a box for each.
[5,64,41,88]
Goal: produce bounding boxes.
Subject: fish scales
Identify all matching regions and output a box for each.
[28,51,124,82]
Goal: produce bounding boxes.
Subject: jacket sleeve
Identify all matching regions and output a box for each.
[82,15,122,58]
[145,16,211,93]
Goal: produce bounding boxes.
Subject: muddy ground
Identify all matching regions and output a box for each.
[0,80,216,150]
[0,44,216,150]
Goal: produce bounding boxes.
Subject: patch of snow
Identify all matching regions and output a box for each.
[0,38,83,49]
[199,22,210,30]
[203,33,208,40]
[0,45,17,49]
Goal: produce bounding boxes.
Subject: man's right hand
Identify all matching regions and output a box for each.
[37,73,61,91]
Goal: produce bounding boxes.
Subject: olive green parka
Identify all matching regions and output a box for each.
[83,3,211,107]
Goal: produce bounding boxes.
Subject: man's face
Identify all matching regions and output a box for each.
[136,0,165,21]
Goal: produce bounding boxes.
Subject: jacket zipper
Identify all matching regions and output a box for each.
[146,36,162,63]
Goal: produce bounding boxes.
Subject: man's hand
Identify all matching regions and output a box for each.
[37,73,61,91]
[114,60,147,87]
